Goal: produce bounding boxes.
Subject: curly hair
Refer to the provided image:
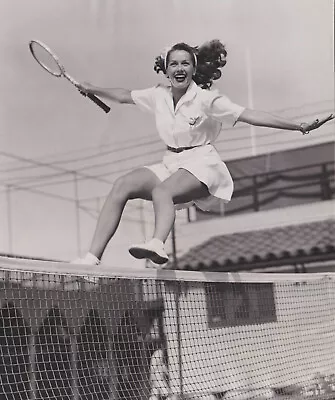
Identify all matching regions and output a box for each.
[154,40,227,90]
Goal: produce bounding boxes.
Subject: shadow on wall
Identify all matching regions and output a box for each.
[77,308,115,399]
[0,301,164,400]
[0,301,31,400]
[35,307,74,399]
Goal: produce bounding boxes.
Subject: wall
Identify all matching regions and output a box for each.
[163,275,335,396]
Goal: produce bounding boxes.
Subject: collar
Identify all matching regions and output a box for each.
[165,80,199,113]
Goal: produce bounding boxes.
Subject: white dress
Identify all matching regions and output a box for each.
[131,81,245,211]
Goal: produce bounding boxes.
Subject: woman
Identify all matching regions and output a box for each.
[75,40,333,266]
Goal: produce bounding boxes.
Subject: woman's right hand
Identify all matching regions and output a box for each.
[76,81,95,96]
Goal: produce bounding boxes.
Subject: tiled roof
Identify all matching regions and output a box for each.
[172,219,335,271]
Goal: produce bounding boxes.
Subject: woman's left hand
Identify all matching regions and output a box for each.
[300,113,334,135]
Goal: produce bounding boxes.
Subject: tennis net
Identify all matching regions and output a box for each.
[0,256,334,400]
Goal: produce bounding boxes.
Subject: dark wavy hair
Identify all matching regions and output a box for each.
[154,40,227,90]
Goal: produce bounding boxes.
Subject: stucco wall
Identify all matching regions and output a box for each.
[163,277,335,395]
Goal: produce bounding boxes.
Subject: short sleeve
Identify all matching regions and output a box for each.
[131,86,157,114]
[204,90,245,127]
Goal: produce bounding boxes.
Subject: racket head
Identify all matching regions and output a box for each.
[29,40,64,77]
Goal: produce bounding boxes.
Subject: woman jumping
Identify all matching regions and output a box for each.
[74,40,334,266]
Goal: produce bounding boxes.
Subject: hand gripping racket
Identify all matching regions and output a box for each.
[29,40,110,113]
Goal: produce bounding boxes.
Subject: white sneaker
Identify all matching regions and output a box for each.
[69,253,100,286]
[129,238,169,265]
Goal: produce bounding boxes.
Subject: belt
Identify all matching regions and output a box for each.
[167,145,201,153]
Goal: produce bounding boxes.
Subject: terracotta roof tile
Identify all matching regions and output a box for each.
[172,219,335,271]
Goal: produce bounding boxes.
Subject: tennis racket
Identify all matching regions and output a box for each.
[29,40,111,113]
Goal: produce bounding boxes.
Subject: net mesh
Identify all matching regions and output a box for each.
[0,257,334,400]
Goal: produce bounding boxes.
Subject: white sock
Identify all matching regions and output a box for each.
[150,238,164,247]
[84,252,100,265]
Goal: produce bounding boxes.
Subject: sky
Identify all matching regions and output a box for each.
[0,0,334,267]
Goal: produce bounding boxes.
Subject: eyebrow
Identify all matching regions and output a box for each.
[169,58,191,63]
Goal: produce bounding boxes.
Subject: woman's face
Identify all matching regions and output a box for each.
[166,49,195,91]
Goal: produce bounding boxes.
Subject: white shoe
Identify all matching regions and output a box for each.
[129,238,169,265]
[69,253,100,286]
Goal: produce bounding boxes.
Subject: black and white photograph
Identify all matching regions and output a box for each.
[0,1,334,399]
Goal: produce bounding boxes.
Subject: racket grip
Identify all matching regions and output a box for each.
[87,93,111,113]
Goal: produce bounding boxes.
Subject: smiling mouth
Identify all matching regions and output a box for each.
[174,74,187,82]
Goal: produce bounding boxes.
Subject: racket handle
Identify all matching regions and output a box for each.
[87,93,111,113]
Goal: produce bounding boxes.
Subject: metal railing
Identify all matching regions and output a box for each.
[227,161,334,215]
[196,161,334,217]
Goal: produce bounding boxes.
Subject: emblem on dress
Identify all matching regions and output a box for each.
[189,116,200,126]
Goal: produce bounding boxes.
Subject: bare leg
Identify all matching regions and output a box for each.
[89,168,160,259]
[151,189,175,244]
[152,169,209,243]
[129,169,209,265]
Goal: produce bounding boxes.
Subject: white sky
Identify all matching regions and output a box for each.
[0,0,334,266]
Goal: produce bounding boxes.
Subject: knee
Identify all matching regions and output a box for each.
[151,184,172,201]
[112,176,133,201]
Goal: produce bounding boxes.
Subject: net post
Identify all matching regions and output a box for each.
[28,331,37,400]
[5,185,13,256]
[70,332,80,400]
[171,223,177,269]
[175,280,183,397]
[171,223,184,397]
[72,171,82,257]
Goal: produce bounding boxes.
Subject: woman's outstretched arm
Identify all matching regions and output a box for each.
[77,82,135,104]
[238,108,334,134]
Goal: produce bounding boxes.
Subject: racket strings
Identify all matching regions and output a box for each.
[29,39,110,113]
[30,42,63,76]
